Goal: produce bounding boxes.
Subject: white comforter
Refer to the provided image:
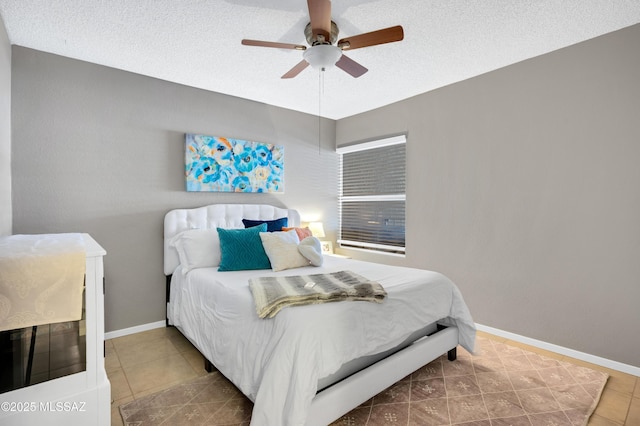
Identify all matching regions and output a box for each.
[168,256,475,425]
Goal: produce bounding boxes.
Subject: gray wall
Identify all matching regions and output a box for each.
[0,14,10,236]
[337,24,640,367]
[11,47,338,332]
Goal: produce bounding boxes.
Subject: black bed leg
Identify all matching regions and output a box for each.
[447,347,457,361]
[436,324,458,361]
[204,358,214,373]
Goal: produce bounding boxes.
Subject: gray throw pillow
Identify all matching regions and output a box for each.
[298,236,324,266]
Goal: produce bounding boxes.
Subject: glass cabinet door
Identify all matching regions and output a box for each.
[0,289,86,393]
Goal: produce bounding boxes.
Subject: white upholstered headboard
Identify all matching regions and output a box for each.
[163,204,301,275]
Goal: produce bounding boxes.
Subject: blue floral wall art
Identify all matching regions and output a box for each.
[185,134,284,193]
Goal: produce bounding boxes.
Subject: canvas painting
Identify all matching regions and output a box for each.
[185,134,284,193]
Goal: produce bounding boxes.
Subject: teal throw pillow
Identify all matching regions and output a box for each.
[217,224,271,271]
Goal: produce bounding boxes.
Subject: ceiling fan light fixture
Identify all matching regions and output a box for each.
[303,44,342,71]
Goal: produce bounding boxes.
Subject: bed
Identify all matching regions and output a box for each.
[164,203,476,425]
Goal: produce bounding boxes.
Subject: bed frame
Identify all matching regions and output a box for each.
[164,204,459,426]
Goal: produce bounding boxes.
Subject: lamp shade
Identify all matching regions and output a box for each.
[308,222,326,238]
[303,45,342,71]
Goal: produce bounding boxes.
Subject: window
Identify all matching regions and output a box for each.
[337,135,406,254]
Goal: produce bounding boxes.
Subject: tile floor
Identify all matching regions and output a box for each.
[107,328,640,425]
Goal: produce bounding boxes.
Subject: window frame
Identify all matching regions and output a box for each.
[337,134,407,255]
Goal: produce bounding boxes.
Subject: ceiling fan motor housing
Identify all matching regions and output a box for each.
[305,21,339,45]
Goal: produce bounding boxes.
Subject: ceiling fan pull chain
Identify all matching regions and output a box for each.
[318,70,323,155]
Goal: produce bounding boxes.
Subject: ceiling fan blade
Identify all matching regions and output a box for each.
[335,54,368,78]
[307,0,332,41]
[242,39,306,50]
[337,25,404,51]
[281,60,310,79]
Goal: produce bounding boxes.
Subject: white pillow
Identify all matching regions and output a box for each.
[298,236,323,266]
[259,230,310,272]
[169,228,221,275]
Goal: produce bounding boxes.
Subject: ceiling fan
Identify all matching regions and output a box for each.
[241,0,404,79]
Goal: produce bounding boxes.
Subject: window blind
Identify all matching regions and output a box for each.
[338,137,406,253]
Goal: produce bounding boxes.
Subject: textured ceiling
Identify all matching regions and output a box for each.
[1,0,639,119]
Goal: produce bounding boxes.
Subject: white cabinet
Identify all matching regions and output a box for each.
[0,234,110,426]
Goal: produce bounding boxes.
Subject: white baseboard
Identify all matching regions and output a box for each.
[476,323,640,377]
[104,320,166,340]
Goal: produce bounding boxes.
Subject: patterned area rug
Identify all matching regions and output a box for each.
[119,335,608,425]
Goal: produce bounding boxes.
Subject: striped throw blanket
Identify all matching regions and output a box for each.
[249,270,387,318]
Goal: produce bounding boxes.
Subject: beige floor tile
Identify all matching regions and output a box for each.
[114,335,180,368]
[168,331,197,353]
[593,388,632,425]
[122,352,197,396]
[634,379,639,398]
[107,367,133,401]
[112,395,134,407]
[105,343,121,373]
[180,346,210,376]
[606,373,638,396]
[110,326,179,349]
[587,413,624,425]
[626,397,640,425]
